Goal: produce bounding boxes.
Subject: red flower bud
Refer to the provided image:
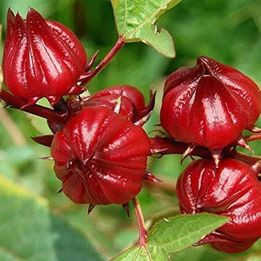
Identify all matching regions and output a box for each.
[51,106,151,205]
[3,9,87,105]
[176,158,261,253]
[160,56,261,149]
[67,85,155,122]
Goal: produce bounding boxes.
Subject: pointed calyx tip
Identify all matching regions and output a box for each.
[7,8,15,20]
[88,204,95,215]
[27,7,39,16]
[181,144,195,164]
[144,172,161,183]
[122,203,130,217]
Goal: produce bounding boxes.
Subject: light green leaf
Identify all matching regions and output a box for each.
[0,175,56,261]
[0,175,103,261]
[113,213,228,261]
[111,0,181,58]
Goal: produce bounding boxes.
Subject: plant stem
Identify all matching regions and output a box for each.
[132,197,148,247]
[150,137,261,165]
[78,36,125,84]
[0,90,67,123]
[149,137,211,158]
[144,179,176,194]
[246,133,261,142]
[233,151,261,165]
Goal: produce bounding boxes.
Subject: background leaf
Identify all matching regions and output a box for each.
[50,214,104,261]
[111,0,181,57]
[113,213,228,260]
[0,175,103,261]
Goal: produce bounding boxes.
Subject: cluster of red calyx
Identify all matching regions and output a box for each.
[1,8,261,254]
[1,9,157,215]
[160,57,261,253]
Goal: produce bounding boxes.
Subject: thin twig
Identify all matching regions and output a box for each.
[245,133,261,142]
[78,36,125,84]
[132,197,148,247]
[0,90,67,123]
[232,151,261,165]
[149,137,211,158]
[144,179,176,194]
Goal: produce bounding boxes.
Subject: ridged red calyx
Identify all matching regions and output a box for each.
[176,158,261,253]
[51,106,151,206]
[160,56,261,150]
[2,8,87,105]
[67,85,155,122]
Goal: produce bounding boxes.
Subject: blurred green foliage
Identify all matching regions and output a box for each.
[0,0,260,260]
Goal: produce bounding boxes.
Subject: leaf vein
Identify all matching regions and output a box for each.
[127,1,169,37]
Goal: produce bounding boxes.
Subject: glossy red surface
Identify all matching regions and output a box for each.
[51,106,150,205]
[2,9,87,105]
[160,56,261,149]
[67,85,152,122]
[176,158,261,253]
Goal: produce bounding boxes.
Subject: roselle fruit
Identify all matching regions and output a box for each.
[160,56,261,150]
[51,106,151,205]
[176,158,261,253]
[2,8,87,105]
[67,85,155,122]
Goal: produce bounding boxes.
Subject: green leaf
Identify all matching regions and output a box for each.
[111,0,181,58]
[169,245,230,261]
[0,175,56,261]
[113,213,228,261]
[0,175,103,261]
[50,214,104,261]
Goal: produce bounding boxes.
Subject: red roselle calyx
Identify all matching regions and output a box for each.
[160,56,261,150]
[67,85,156,123]
[2,9,87,106]
[176,158,261,253]
[51,106,151,205]
[46,85,155,134]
